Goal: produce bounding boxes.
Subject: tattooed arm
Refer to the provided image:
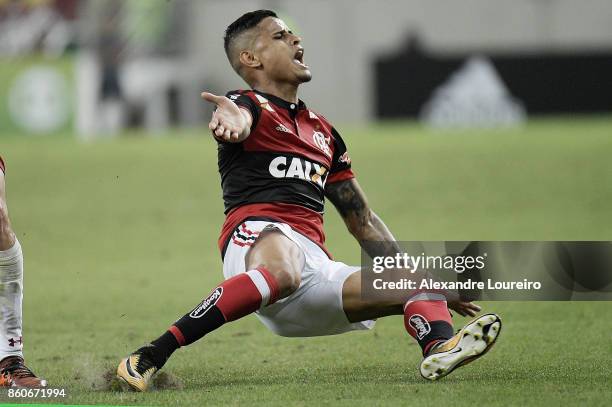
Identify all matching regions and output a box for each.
[325,178,403,259]
[326,178,482,317]
[326,178,480,315]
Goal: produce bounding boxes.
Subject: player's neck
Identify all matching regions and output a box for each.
[252,82,299,104]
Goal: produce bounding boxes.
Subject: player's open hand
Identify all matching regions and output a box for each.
[201,92,251,142]
[447,298,481,317]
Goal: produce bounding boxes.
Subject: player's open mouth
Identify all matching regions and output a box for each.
[294,49,308,68]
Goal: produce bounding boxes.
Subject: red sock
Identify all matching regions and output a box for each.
[168,267,279,347]
[149,267,279,369]
[403,293,453,355]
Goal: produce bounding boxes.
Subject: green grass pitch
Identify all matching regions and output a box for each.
[1,117,611,406]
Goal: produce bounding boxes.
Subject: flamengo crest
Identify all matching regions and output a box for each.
[312,131,332,157]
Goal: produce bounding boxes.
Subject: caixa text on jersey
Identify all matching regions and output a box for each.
[268,156,328,187]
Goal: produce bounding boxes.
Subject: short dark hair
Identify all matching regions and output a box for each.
[224,10,277,56]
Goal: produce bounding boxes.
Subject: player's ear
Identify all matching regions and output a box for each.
[239,50,261,69]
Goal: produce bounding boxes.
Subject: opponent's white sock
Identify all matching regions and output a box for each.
[0,240,23,360]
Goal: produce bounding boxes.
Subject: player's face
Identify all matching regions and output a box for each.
[253,17,312,85]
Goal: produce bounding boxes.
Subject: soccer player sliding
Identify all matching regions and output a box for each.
[0,157,46,387]
[117,10,501,390]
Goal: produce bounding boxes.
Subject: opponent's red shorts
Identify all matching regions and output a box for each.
[0,156,4,174]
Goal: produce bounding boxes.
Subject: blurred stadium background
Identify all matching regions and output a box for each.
[1,1,611,406]
[1,0,612,136]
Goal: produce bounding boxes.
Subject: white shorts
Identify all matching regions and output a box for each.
[223,220,375,337]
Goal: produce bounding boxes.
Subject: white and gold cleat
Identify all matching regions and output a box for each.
[420,313,502,381]
[117,346,159,392]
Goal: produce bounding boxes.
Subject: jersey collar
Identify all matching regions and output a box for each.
[253,89,306,112]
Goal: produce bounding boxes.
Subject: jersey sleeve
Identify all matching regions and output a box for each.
[225,90,261,131]
[327,127,355,184]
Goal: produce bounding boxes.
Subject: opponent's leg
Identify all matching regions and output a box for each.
[341,270,501,381]
[117,230,304,391]
[0,165,46,387]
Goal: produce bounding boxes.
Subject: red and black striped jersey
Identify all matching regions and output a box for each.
[217,89,354,257]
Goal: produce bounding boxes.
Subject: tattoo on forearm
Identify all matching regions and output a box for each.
[325,179,367,218]
[326,179,402,258]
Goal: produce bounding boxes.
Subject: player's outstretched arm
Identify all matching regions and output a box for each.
[201,92,252,143]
